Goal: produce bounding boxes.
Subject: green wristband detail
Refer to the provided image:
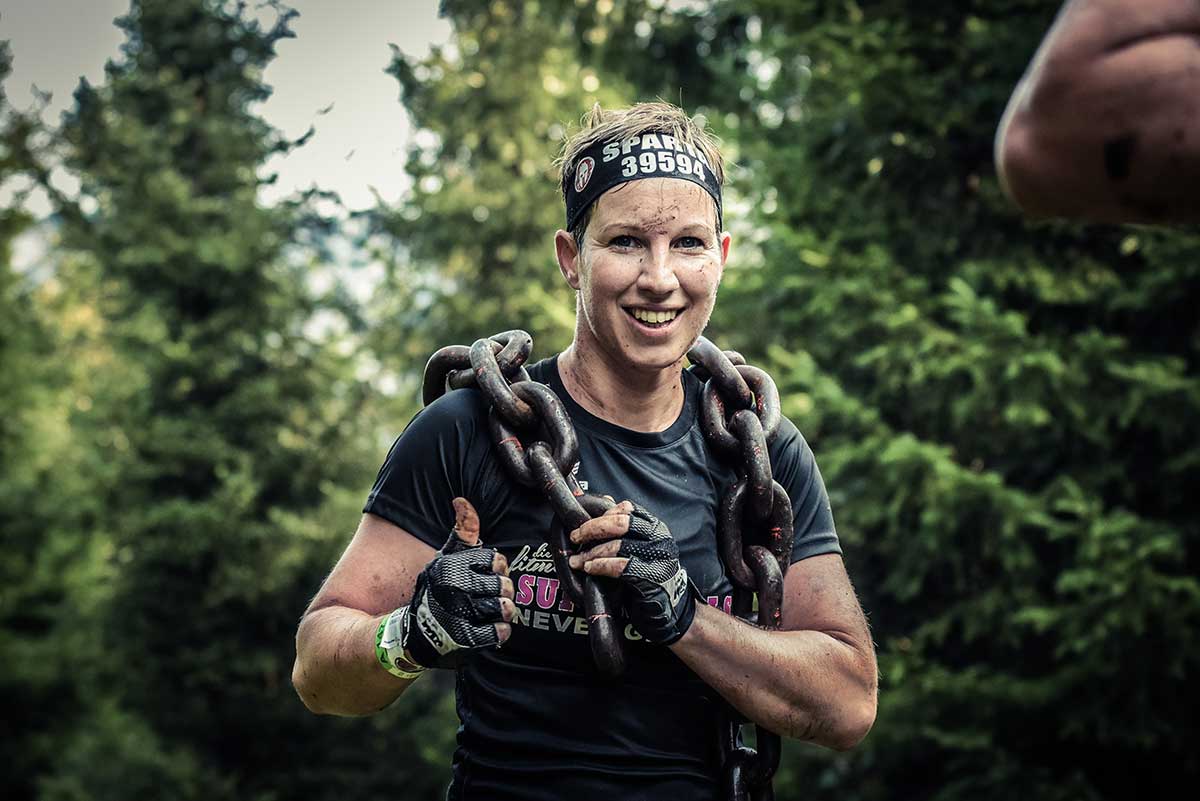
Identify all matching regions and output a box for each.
[376,608,426,681]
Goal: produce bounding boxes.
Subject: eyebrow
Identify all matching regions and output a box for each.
[595,221,716,238]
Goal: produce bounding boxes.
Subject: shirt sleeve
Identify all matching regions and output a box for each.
[362,389,500,549]
[769,416,842,563]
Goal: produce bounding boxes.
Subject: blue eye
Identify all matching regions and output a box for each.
[611,235,639,248]
[678,237,705,249]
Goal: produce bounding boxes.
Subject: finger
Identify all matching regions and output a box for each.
[468,595,504,622]
[570,513,631,545]
[460,547,500,576]
[581,557,629,578]
[465,571,503,598]
[495,622,513,644]
[460,619,501,648]
[498,575,515,600]
[499,597,515,623]
[492,550,509,575]
[568,539,623,567]
[605,500,633,516]
[452,497,480,546]
[626,505,668,540]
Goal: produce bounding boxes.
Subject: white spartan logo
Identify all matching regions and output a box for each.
[575,157,595,192]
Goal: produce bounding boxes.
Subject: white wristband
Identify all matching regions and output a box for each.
[375,607,426,680]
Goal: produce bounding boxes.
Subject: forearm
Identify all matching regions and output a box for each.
[292,604,416,716]
[1009,0,1200,121]
[669,604,877,751]
[1034,1,1200,55]
[998,0,1200,221]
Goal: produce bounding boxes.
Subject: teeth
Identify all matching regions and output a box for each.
[631,308,679,324]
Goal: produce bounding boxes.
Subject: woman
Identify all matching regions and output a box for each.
[292,101,877,801]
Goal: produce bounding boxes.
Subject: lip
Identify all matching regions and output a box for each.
[625,304,683,313]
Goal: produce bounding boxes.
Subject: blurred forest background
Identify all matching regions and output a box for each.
[2,0,1198,799]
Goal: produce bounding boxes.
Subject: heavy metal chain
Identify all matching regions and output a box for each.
[689,338,794,801]
[423,330,626,676]
[421,330,794,801]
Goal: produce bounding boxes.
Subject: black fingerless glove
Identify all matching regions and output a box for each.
[398,527,506,669]
[617,504,698,645]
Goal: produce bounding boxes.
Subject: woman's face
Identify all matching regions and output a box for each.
[555,177,730,375]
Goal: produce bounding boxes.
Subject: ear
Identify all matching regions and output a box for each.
[554,229,582,290]
[718,231,732,274]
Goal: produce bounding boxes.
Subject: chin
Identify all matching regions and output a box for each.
[618,337,694,373]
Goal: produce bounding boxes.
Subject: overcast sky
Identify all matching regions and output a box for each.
[1,0,450,211]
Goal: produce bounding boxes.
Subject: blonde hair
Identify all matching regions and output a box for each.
[557,101,726,241]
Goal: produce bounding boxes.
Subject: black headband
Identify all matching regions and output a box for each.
[563,131,723,232]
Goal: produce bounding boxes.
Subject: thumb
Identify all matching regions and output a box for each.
[445,497,481,552]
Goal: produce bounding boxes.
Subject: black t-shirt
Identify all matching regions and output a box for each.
[364,357,840,801]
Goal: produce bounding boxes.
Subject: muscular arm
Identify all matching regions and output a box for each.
[294,500,515,716]
[668,554,877,750]
[572,502,877,751]
[292,513,435,716]
[996,0,1200,223]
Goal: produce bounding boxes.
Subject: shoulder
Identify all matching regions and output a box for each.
[399,358,556,459]
[767,413,824,496]
[768,414,812,463]
[415,385,488,426]
[525,356,556,385]
[395,387,490,455]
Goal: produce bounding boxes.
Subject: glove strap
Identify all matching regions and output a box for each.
[375,607,426,680]
[658,568,700,646]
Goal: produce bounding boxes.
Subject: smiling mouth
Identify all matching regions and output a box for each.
[626,307,682,329]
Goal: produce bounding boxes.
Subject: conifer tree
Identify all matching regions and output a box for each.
[658,3,1200,798]
[0,41,74,798]
[384,2,1200,799]
[369,0,638,378]
[40,3,433,797]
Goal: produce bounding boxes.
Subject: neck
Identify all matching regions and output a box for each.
[558,337,686,434]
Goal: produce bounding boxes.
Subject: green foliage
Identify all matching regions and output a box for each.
[374,1,1200,799]
[0,40,94,799]
[671,2,1200,798]
[367,0,645,382]
[4,1,1198,799]
[5,1,449,798]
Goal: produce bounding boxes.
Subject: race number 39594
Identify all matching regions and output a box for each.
[621,150,706,180]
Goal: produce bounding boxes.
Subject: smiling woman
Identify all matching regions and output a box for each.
[551,103,730,431]
[555,177,729,431]
[293,100,877,801]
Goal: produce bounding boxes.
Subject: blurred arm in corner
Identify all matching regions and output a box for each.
[996,0,1200,224]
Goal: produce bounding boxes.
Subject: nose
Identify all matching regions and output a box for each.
[637,240,680,296]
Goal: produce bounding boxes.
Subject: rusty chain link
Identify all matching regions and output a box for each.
[422,330,794,800]
[423,330,625,677]
[689,337,793,801]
